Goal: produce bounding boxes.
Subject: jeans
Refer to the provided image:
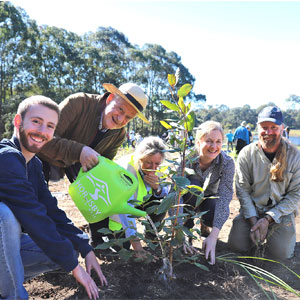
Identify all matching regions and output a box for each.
[0,202,61,300]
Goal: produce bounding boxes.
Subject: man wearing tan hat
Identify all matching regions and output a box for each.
[39,82,149,247]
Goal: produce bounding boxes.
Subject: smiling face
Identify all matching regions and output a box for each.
[140,152,164,175]
[15,104,58,159]
[102,94,137,130]
[258,121,283,153]
[197,129,223,164]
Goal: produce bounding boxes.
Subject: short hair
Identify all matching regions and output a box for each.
[17,95,60,119]
[195,121,224,145]
[133,136,167,166]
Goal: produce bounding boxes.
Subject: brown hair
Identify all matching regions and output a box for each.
[17,95,60,119]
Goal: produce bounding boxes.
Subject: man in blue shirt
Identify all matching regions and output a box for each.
[233,121,250,154]
[0,96,107,299]
[226,130,234,152]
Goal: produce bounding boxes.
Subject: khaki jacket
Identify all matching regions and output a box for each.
[236,140,300,223]
[39,92,126,167]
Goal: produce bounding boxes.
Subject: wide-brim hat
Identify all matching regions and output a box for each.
[103,83,149,123]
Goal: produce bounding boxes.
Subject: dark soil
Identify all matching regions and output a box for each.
[24,179,300,300]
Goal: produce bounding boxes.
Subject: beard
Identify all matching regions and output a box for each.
[19,124,48,154]
[259,134,279,150]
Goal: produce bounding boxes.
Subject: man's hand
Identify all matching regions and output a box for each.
[250,217,269,245]
[80,146,100,172]
[85,251,108,286]
[72,264,100,300]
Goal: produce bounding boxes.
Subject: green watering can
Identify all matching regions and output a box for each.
[69,156,146,223]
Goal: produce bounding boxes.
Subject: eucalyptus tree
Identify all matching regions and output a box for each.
[81,27,132,93]
[128,44,197,135]
[30,25,83,101]
[0,2,31,136]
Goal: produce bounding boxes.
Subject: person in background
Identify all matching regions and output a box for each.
[182,121,235,264]
[246,124,253,143]
[286,126,290,139]
[225,129,234,152]
[228,106,300,260]
[233,121,249,154]
[39,83,149,249]
[0,96,107,300]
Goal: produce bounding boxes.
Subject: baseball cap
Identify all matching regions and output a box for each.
[257,106,283,125]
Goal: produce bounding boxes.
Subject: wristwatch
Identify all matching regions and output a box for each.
[264,214,273,224]
[154,186,162,195]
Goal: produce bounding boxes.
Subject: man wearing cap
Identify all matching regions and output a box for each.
[228,106,300,259]
[233,121,250,154]
[39,83,149,247]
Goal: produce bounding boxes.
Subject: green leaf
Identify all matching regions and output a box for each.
[175,228,184,243]
[178,83,192,98]
[195,194,205,207]
[160,120,172,129]
[118,248,132,261]
[97,228,113,234]
[187,185,203,192]
[160,100,180,112]
[95,243,110,250]
[194,262,210,271]
[157,192,176,214]
[178,96,186,113]
[168,74,176,87]
[173,176,190,188]
[184,111,195,132]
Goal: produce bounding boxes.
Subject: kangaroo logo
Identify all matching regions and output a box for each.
[86,174,111,206]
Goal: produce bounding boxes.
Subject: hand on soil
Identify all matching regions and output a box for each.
[183,240,199,255]
[85,251,108,286]
[72,264,99,300]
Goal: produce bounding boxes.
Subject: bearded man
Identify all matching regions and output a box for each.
[228,106,300,260]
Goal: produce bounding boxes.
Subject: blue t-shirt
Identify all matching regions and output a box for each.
[226,132,234,142]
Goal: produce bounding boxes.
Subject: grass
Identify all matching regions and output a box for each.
[290,129,300,137]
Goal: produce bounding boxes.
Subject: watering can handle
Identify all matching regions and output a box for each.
[76,155,102,179]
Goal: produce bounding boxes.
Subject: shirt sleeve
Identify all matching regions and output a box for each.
[235,148,258,219]
[0,152,89,272]
[213,156,235,229]
[39,94,90,166]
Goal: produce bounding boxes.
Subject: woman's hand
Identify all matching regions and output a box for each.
[202,227,220,265]
[143,174,160,190]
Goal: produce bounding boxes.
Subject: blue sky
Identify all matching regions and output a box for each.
[10,0,300,110]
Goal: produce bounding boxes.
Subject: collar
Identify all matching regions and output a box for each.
[98,112,108,133]
[11,135,22,151]
[195,152,221,176]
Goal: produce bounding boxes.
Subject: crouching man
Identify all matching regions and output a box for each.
[0,96,107,300]
[228,106,300,259]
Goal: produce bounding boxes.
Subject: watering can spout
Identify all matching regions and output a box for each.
[120,204,147,217]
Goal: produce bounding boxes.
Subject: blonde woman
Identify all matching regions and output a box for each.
[182,121,235,264]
